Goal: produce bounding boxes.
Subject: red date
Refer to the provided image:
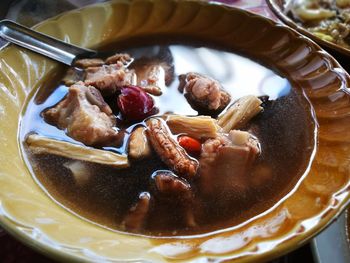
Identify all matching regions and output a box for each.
[117,85,156,121]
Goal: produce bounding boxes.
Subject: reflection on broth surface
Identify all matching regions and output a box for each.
[20,41,316,236]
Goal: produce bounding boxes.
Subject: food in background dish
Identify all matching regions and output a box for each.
[285,0,350,49]
[21,41,315,236]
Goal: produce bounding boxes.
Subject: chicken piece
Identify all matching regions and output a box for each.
[75,53,132,68]
[105,53,132,65]
[152,170,196,227]
[44,82,120,146]
[123,192,151,231]
[180,72,231,114]
[166,115,219,140]
[69,53,134,92]
[146,66,165,87]
[146,118,198,179]
[128,127,152,159]
[26,134,129,168]
[131,46,175,87]
[136,65,165,96]
[84,63,136,96]
[62,68,84,86]
[142,85,162,96]
[74,58,104,68]
[218,95,263,133]
[199,130,260,196]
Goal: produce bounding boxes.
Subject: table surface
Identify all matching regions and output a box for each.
[0,0,345,262]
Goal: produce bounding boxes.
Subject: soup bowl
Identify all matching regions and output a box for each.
[0,0,350,262]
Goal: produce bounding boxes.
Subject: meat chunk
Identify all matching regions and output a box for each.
[105,53,132,65]
[131,46,175,87]
[69,53,134,90]
[180,72,231,114]
[44,82,120,146]
[74,58,104,68]
[123,192,150,231]
[218,95,263,133]
[136,65,165,96]
[84,63,136,96]
[146,118,199,179]
[146,66,165,87]
[141,85,162,96]
[128,127,152,159]
[199,130,260,196]
[152,170,196,227]
[75,53,132,68]
[62,68,84,86]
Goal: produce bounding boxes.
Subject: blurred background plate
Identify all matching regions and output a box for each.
[267,0,350,58]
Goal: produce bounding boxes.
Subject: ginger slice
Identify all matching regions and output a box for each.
[26,134,129,168]
[217,95,263,133]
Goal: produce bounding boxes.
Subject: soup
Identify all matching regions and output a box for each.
[20,39,316,236]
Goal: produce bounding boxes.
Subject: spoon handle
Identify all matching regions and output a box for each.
[0,19,96,66]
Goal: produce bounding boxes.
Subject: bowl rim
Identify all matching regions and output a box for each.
[266,0,350,57]
[0,0,350,262]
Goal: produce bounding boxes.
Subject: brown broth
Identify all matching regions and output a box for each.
[20,41,316,236]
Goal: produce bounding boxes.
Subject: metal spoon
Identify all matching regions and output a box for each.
[0,19,97,66]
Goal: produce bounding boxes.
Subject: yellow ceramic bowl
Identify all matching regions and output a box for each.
[0,0,350,262]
